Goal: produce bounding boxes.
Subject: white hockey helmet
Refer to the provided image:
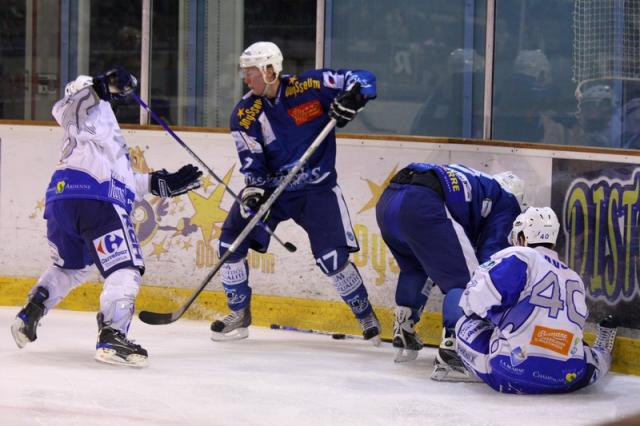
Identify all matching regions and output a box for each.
[239,41,283,77]
[509,207,560,246]
[493,171,525,209]
[64,75,93,97]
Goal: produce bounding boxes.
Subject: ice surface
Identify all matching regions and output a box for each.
[1,307,638,426]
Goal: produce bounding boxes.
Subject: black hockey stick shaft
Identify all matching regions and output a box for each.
[270,324,361,339]
[138,119,337,325]
[270,324,392,343]
[131,92,296,253]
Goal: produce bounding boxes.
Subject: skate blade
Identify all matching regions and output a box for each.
[210,327,249,342]
[394,347,419,363]
[10,319,29,349]
[368,335,381,347]
[430,363,480,383]
[94,348,148,368]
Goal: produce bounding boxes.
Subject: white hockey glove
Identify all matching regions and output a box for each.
[240,186,270,220]
[150,164,202,198]
[329,83,367,128]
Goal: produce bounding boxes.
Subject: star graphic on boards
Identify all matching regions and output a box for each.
[129,146,153,173]
[358,165,399,214]
[188,165,235,244]
[201,175,215,192]
[182,239,193,251]
[150,237,168,260]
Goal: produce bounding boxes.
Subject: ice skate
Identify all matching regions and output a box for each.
[358,309,381,346]
[95,314,148,368]
[210,306,251,341]
[393,306,423,362]
[594,315,618,353]
[431,328,480,382]
[11,286,49,349]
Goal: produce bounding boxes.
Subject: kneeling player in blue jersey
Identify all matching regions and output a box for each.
[10,67,202,367]
[210,42,381,343]
[376,163,524,380]
[456,207,617,393]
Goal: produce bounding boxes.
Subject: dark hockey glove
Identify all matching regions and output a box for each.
[240,186,270,220]
[150,164,202,198]
[329,83,367,128]
[93,65,138,103]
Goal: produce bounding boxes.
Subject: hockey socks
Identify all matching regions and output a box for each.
[329,262,381,345]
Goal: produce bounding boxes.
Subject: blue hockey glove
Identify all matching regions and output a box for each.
[329,83,367,128]
[93,65,138,103]
[240,186,270,220]
[150,164,202,198]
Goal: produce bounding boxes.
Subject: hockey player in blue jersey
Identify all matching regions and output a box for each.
[10,67,202,367]
[455,207,617,393]
[210,41,381,343]
[375,163,524,377]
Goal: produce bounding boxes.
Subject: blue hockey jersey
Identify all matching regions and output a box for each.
[405,163,522,263]
[229,69,376,192]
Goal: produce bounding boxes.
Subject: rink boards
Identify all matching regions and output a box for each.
[1,123,639,375]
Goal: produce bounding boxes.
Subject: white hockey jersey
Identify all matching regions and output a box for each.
[459,246,589,365]
[45,87,149,213]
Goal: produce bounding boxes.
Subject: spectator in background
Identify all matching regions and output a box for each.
[410,48,485,138]
[493,49,566,144]
[569,84,622,149]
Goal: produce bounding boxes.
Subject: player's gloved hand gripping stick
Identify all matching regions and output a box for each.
[131,92,296,253]
[138,119,338,325]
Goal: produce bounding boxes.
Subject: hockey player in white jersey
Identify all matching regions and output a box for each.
[10,66,202,367]
[455,207,617,393]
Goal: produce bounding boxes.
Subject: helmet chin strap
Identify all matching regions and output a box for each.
[259,68,279,97]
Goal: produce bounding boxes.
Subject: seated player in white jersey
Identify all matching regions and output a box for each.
[454,207,617,393]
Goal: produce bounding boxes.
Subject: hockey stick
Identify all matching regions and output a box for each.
[138,119,337,325]
[270,324,360,340]
[270,324,392,343]
[131,92,296,253]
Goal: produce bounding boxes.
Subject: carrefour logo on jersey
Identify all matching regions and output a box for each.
[93,229,132,270]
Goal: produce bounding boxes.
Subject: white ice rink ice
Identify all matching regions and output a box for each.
[1,307,639,426]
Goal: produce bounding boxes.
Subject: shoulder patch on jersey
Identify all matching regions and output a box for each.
[479,259,497,270]
[237,98,263,130]
[287,99,323,125]
[284,76,321,97]
[322,71,344,89]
